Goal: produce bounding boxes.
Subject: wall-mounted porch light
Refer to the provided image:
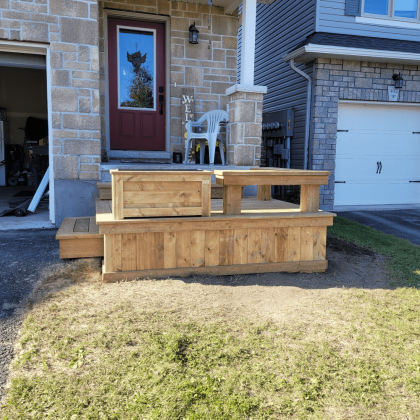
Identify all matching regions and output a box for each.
[189,22,199,44]
[392,73,403,89]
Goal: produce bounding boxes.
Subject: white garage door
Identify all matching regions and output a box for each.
[335,102,420,206]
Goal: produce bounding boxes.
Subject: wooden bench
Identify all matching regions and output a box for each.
[56,216,104,259]
[214,169,330,215]
[111,170,213,219]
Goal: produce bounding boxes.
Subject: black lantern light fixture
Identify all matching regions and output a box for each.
[392,72,403,89]
[189,22,199,44]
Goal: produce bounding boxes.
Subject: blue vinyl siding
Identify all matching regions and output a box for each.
[318,0,420,42]
[254,0,316,169]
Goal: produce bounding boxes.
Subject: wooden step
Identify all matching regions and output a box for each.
[56,216,104,259]
[97,182,238,200]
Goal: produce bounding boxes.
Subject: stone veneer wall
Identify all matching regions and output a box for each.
[311,58,420,210]
[0,0,101,181]
[97,0,239,158]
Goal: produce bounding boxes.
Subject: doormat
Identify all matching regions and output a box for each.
[12,191,36,197]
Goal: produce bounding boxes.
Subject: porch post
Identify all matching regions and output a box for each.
[240,0,257,85]
[226,0,266,167]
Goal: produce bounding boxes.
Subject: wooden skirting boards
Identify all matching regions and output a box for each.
[102,260,328,282]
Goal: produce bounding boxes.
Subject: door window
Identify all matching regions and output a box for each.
[118,27,156,110]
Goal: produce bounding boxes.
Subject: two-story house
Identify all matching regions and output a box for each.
[254,0,420,210]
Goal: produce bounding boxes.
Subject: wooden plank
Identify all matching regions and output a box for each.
[300,227,314,262]
[201,179,211,217]
[73,218,90,233]
[56,217,76,236]
[98,215,335,235]
[313,226,327,261]
[122,233,137,271]
[223,185,242,215]
[59,238,104,259]
[118,174,212,182]
[164,232,177,269]
[103,260,329,282]
[191,231,205,267]
[150,232,165,270]
[248,228,262,264]
[112,175,124,220]
[261,228,275,263]
[123,207,202,218]
[300,185,320,213]
[274,227,288,263]
[112,234,122,272]
[104,235,113,272]
[124,181,202,192]
[211,183,223,199]
[177,231,191,268]
[287,227,301,262]
[217,175,329,186]
[257,185,271,201]
[215,169,331,176]
[123,190,202,205]
[87,216,99,234]
[205,230,220,266]
[136,233,148,271]
[233,229,248,265]
[219,229,234,266]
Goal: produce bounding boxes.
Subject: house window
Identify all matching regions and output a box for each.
[363,0,419,20]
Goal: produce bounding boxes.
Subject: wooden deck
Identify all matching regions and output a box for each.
[97,197,334,282]
[58,168,335,282]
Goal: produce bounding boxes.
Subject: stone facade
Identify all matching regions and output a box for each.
[226,84,266,166]
[97,0,239,159]
[0,0,101,182]
[311,58,420,210]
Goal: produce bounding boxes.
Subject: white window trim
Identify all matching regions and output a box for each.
[361,0,420,23]
[0,40,55,225]
[117,25,157,112]
[356,15,420,29]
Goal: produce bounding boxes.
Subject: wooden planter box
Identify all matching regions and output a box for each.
[111,170,213,220]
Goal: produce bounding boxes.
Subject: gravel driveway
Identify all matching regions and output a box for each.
[0,228,60,403]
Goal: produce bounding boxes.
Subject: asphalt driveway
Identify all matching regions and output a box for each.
[0,228,60,403]
[337,209,420,246]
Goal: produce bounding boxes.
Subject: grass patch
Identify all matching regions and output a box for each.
[329,216,420,288]
[2,273,420,419]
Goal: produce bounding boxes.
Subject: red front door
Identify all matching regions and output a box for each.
[108,18,165,151]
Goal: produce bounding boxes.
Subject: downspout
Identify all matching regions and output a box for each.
[288,58,312,170]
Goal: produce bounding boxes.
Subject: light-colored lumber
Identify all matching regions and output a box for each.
[248,228,262,264]
[261,228,275,263]
[219,230,234,266]
[287,227,301,262]
[233,229,248,265]
[102,260,329,282]
[122,233,137,271]
[112,170,213,220]
[216,174,329,186]
[223,185,242,215]
[313,226,327,261]
[57,216,103,259]
[205,230,219,267]
[201,179,211,217]
[300,185,320,213]
[257,185,271,201]
[274,227,288,263]
[300,227,314,262]
[163,232,177,269]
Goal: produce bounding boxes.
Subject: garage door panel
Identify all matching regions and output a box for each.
[338,103,420,131]
[337,133,420,157]
[336,102,420,207]
[335,183,420,206]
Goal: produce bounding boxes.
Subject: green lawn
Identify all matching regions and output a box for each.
[2,218,420,419]
[329,216,420,288]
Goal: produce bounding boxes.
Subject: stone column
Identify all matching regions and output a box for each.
[226,84,267,166]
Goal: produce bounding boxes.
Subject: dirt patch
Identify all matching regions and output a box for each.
[327,235,376,257]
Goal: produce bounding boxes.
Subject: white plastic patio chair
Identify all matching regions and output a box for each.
[183,110,229,165]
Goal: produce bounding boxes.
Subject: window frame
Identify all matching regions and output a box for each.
[362,0,420,22]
